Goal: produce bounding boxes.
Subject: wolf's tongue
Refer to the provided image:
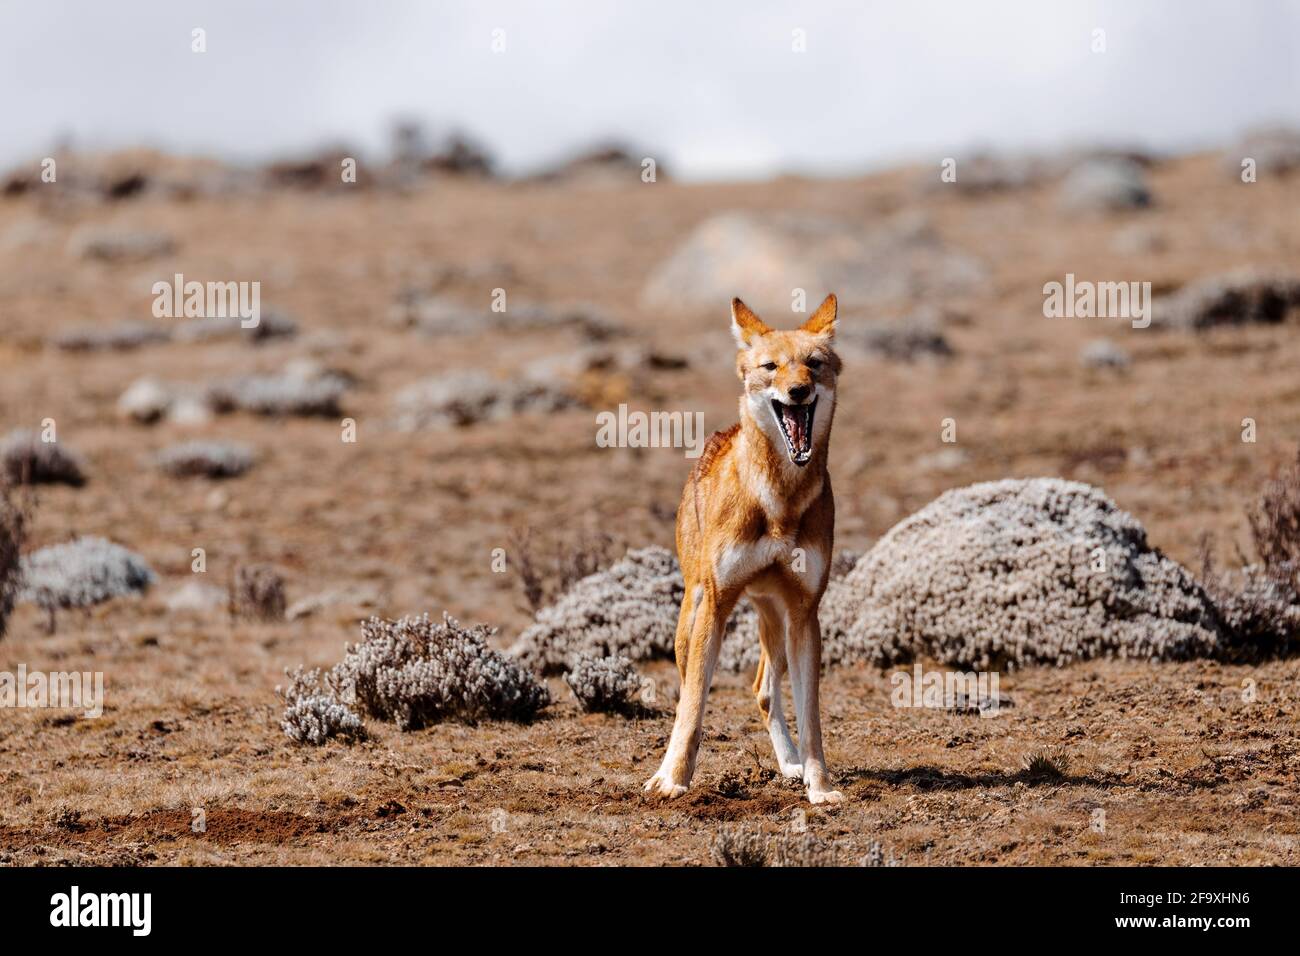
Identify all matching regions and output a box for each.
[783,405,805,449]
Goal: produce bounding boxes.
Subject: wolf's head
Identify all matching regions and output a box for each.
[731,294,840,468]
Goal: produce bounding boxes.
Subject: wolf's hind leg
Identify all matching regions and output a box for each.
[752,598,801,779]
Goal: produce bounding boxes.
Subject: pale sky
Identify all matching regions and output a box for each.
[2,0,1297,180]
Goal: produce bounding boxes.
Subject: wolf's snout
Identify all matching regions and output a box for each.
[787,383,812,403]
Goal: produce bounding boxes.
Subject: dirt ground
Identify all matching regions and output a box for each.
[1,150,1298,865]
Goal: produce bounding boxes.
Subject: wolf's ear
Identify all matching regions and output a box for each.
[730,297,771,349]
[800,293,837,340]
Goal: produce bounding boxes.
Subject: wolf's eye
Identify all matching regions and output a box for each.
[806,358,823,370]
[760,362,777,371]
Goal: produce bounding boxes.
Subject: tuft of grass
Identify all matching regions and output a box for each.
[1246,449,1300,581]
[508,525,617,614]
[230,564,287,622]
[1021,748,1071,783]
[0,482,29,640]
[710,827,769,867]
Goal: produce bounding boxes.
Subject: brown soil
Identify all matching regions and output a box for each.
[1,152,1298,865]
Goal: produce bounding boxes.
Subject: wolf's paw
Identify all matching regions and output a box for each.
[643,773,689,799]
[808,788,845,806]
[778,761,805,780]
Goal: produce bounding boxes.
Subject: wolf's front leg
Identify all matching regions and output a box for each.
[644,588,730,798]
[785,610,844,805]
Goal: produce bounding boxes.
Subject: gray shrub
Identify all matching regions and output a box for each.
[0,430,87,487]
[277,667,366,745]
[333,613,551,729]
[563,653,643,714]
[155,440,255,479]
[19,536,154,612]
[208,371,347,417]
[819,478,1226,669]
[53,321,172,352]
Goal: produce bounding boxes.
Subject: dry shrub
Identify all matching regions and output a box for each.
[279,612,552,742]
[0,482,29,640]
[710,827,770,867]
[563,653,644,715]
[1058,157,1152,211]
[509,546,682,674]
[276,667,366,745]
[0,430,87,487]
[1246,450,1300,577]
[710,827,887,868]
[329,613,549,730]
[1198,451,1300,660]
[230,564,287,622]
[509,525,617,613]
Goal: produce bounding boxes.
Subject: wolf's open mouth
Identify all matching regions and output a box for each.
[771,397,817,465]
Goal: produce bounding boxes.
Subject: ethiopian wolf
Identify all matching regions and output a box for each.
[645,294,844,805]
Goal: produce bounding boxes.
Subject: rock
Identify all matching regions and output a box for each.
[163,580,227,612]
[68,229,176,262]
[838,307,954,361]
[117,378,176,424]
[393,372,579,430]
[391,294,615,341]
[534,143,663,187]
[915,448,970,473]
[1152,270,1300,330]
[52,321,172,352]
[172,311,298,344]
[1058,158,1152,211]
[1225,126,1300,176]
[641,211,986,314]
[1080,338,1131,370]
[285,585,381,621]
[154,441,256,479]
